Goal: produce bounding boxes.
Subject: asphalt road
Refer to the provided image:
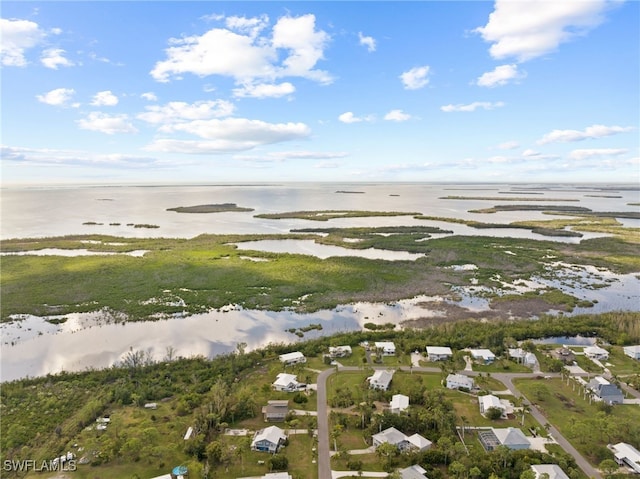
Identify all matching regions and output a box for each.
[315,365,606,479]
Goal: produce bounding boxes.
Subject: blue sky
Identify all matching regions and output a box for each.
[1,1,638,184]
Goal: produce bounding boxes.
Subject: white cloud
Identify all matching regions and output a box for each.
[151,14,331,85]
[384,109,412,122]
[358,32,376,52]
[338,112,374,124]
[475,0,619,62]
[141,92,158,102]
[497,140,519,150]
[314,161,340,169]
[138,100,235,125]
[476,64,525,87]
[91,90,119,106]
[36,87,75,106]
[400,65,430,90]
[569,148,628,161]
[225,14,269,39]
[1,145,162,168]
[145,118,310,154]
[77,112,138,134]
[538,124,634,144]
[233,82,295,98]
[41,48,74,69]
[441,101,504,112]
[0,18,45,66]
[233,150,347,163]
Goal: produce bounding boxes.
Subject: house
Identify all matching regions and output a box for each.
[251,425,287,453]
[611,442,640,474]
[509,348,538,368]
[588,377,624,404]
[279,351,306,365]
[390,394,409,414]
[374,341,396,355]
[272,373,305,392]
[367,369,394,391]
[552,347,576,364]
[478,394,507,418]
[372,427,432,452]
[584,345,609,360]
[478,427,530,451]
[531,464,570,479]
[144,402,157,409]
[263,474,293,479]
[329,345,352,358]
[262,400,289,422]
[399,465,428,479]
[426,346,452,361]
[468,348,496,364]
[624,345,640,360]
[446,373,474,391]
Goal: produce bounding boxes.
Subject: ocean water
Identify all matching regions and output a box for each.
[1,182,639,380]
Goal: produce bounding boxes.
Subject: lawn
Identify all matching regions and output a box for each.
[514,377,640,465]
[607,346,640,376]
[472,359,533,374]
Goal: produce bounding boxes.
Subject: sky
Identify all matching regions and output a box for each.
[1,1,639,184]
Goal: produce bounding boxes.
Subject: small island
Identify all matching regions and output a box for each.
[167,203,254,213]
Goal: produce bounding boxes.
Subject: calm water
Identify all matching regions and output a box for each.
[1,183,639,380]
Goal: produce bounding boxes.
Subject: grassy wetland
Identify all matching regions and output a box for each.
[1,218,639,323]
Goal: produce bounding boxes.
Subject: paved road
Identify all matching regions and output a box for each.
[316,368,334,479]
[493,373,603,479]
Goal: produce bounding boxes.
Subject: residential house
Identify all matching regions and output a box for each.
[262,400,289,422]
[611,442,640,474]
[251,425,287,453]
[279,351,306,365]
[367,369,394,391]
[272,373,305,392]
[478,427,530,451]
[478,394,507,418]
[390,394,409,414]
[624,345,640,360]
[584,345,609,361]
[446,373,474,391]
[588,376,624,404]
[469,348,496,364]
[509,348,538,368]
[426,346,452,361]
[374,341,396,355]
[399,465,428,479]
[372,427,432,452]
[531,464,570,479]
[552,347,576,364]
[329,345,352,358]
[263,474,293,479]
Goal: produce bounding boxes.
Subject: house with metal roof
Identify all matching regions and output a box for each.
[272,373,305,392]
[611,442,640,473]
[478,427,530,451]
[399,465,428,479]
[446,373,474,391]
[374,341,396,355]
[531,464,570,479]
[367,369,394,391]
[372,427,432,453]
[584,345,609,360]
[479,394,507,418]
[588,376,624,404]
[251,425,287,453]
[426,346,452,361]
[279,351,306,365]
[329,345,352,358]
[468,348,496,364]
[624,345,640,360]
[390,394,410,414]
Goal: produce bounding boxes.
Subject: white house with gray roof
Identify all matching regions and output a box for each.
[611,442,640,473]
[426,346,452,361]
[531,464,570,479]
[446,373,474,391]
[399,465,428,479]
[624,345,640,360]
[367,369,394,391]
[372,427,432,452]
